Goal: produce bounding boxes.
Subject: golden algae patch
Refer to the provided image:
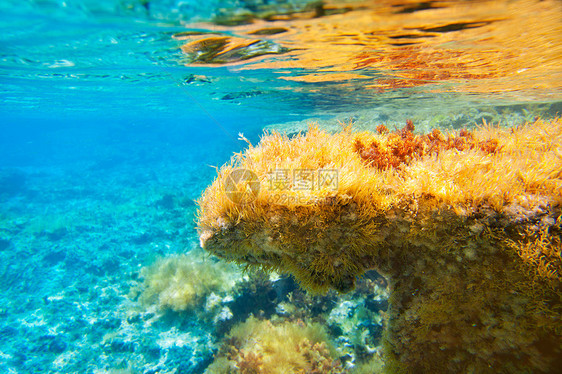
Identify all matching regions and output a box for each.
[138,249,243,312]
[205,316,343,374]
[197,118,562,373]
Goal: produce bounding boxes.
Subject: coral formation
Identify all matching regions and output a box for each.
[205,315,342,374]
[197,117,562,373]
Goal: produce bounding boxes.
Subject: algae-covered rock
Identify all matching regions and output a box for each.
[197,118,562,373]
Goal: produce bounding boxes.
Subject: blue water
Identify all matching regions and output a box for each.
[1,0,561,373]
[0,2,333,372]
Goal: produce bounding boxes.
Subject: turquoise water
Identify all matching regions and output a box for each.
[1,0,561,373]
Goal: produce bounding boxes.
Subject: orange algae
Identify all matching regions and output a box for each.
[353,120,499,170]
[197,117,562,373]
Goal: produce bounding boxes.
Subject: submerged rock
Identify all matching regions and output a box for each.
[197,117,562,373]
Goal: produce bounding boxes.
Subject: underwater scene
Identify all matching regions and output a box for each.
[1,0,561,373]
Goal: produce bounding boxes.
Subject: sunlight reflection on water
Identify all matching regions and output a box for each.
[1,0,561,123]
[177,0,562,116]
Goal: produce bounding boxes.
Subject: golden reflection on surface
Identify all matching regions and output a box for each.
[180,0,562,97]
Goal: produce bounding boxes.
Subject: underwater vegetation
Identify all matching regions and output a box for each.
[205,316,343,374]
[353,120,499,170]
[139,249,244,312]
[197,117,562,373]
[137,252,391,371]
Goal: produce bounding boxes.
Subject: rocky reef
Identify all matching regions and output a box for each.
[197,118,562,373]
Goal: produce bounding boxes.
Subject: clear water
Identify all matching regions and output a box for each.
[1,0,561,373]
